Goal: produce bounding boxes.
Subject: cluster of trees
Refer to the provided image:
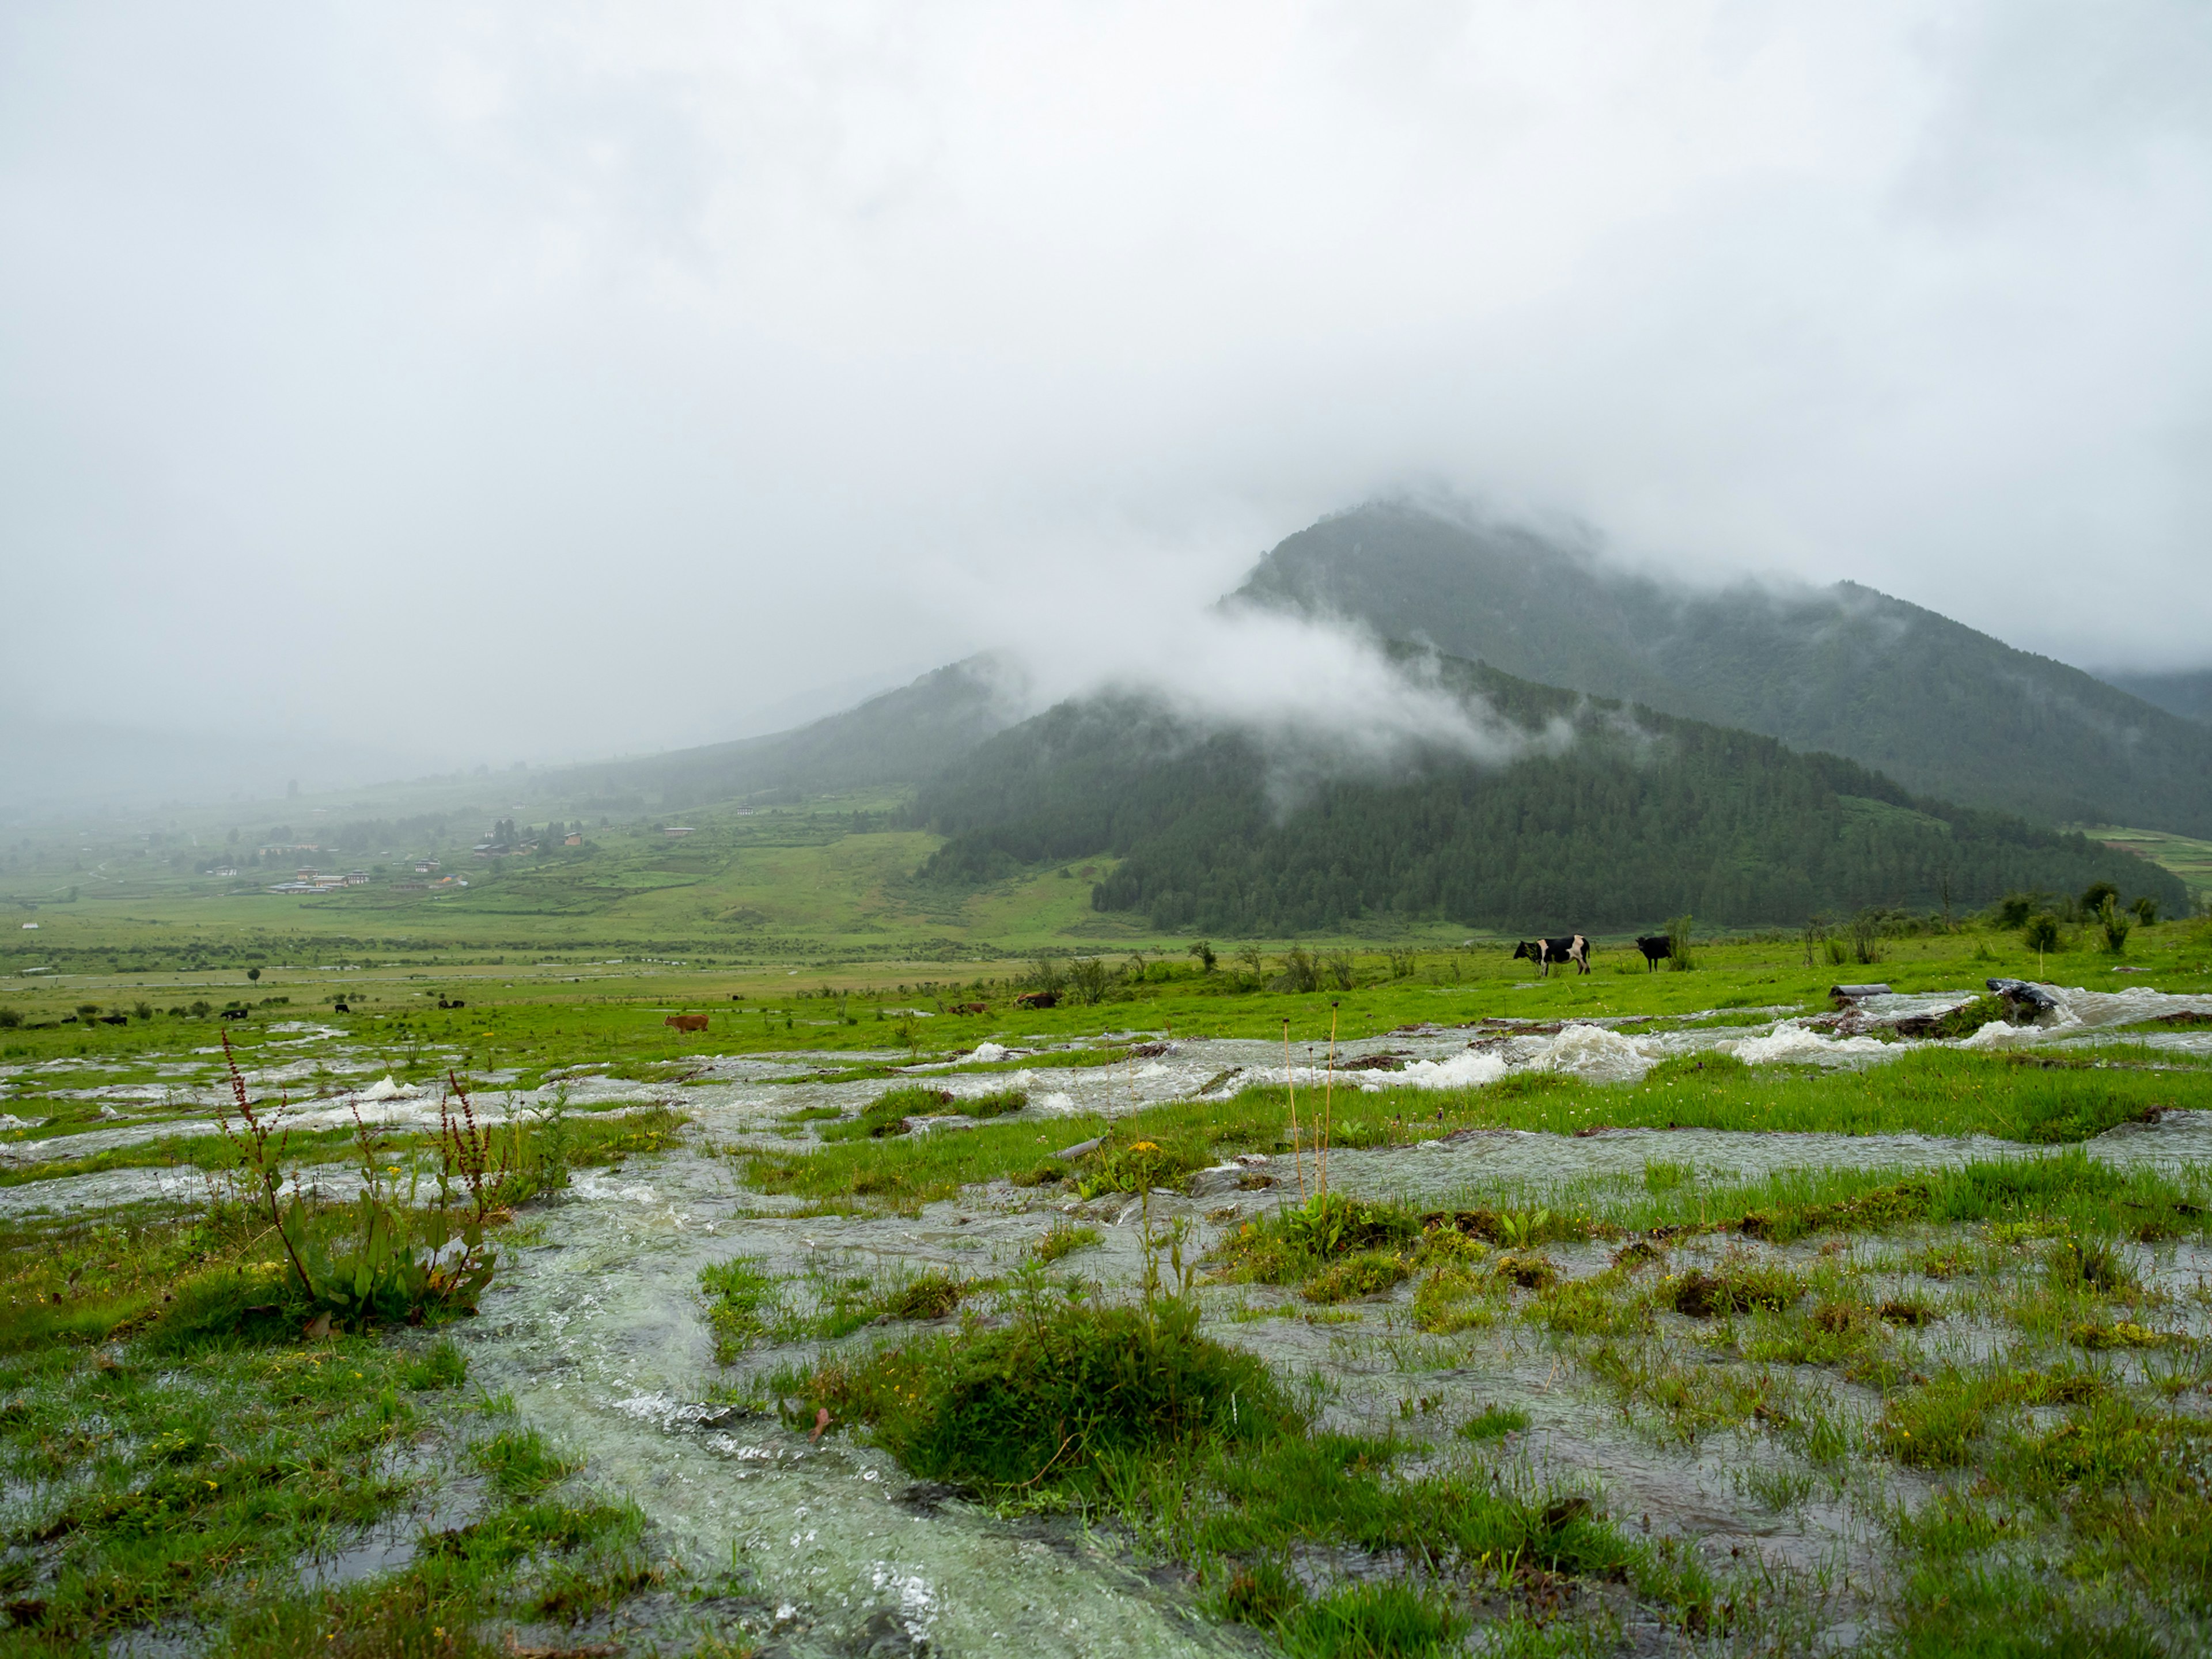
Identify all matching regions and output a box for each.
[915,662,2188,934]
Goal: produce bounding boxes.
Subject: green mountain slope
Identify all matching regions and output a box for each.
[915,653,2184,933]
[2097,668,2212,725]
[554,657,1025,814]
[1231,502,2212,836]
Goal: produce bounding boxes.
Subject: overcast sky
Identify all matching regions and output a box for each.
[3,1,2208,778]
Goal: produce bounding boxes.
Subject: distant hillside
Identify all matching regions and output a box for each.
[1231,502,2212,838]
[2097,668,2212,726]
[555,657,1025,813]
[915,653,2184,934]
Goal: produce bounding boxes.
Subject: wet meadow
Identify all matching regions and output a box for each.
[3,918,2212,1655]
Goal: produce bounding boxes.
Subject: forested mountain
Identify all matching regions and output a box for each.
[2098,668,2212,726]
[1231,502,2212,837]
[915,653,2184,934]
[555,657,1026,813]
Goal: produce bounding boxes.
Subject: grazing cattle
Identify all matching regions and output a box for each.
[436,997,466,1010]
[332,1001,351,1014]
[950,1002,988,1016]
[1014,990,1059,1010]
[665,1013,710,1033]
[1513,936,1590,977]
[1633,935,1673,971]
[99,1013,129,1026]
[219,1007,249,1020]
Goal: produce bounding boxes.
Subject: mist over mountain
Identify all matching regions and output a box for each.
[1231,502,2212,838]
[915,650,2181,934]
[0,718,436,823]
[552,658,1028,815]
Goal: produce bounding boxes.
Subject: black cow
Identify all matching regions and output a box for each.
[219,1007,249,1021]
[1513,936,1591,977]
[1633,934,1673,971]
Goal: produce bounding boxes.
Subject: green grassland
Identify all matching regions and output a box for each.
[5,914,2210,1103]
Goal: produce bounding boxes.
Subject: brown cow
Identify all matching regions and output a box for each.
[1014,991,1059,1009]
[665,1013,709,1032]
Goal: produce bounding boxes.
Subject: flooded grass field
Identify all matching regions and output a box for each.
[5,929,2212,1655]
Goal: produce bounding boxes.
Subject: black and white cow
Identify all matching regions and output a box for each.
[1512,936,1591,976]
[1633,934,1673,971]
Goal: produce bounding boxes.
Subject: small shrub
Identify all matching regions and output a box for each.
[2023,914,2062,953]
[1849,910,1886,965]
[1067,957,1111,1005]
[2098,895,2133,955]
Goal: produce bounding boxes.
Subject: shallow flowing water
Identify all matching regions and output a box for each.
[17,987,2212,1652]
[426,1083,2212,1656]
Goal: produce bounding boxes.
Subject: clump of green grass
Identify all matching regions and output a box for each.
[1074,1129,1213,1197]
[401,1336,468,1390]
[790,1285,1289,1493]
[1275,1582,1465,1658]
[472,1425,578,1498]
[1032,1222,1102,1263]
[699,1255,789,1361]
[963,1086,1029,1119]
[875,1270,967,1322]
[2045,1234,2142,1297]
[1663,1255,1804,1319]
[1301,1251,1410,1305]
[1458,1403,1530,1441]
[819,1084,959,1141]
[1411,1262,1498,1334]
[1531,1268,1646,1336]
